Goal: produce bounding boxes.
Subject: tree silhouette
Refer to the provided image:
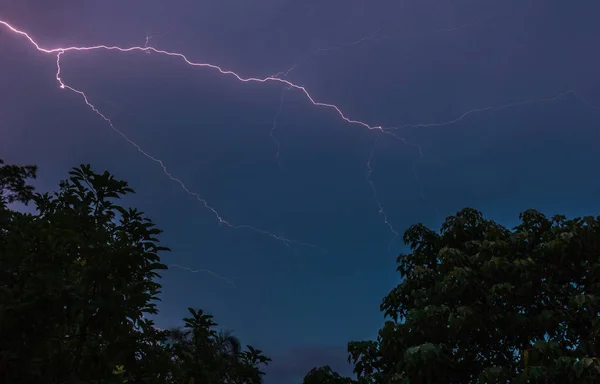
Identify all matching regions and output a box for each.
[4,159,598,383]
[0,160,270,383]
[319,208,600,383]
[302,365,357,384]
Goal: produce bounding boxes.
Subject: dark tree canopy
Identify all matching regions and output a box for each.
[302,365,357,384]
[335,208,600,383]
[3,159,599,383]
[0,160,270,384]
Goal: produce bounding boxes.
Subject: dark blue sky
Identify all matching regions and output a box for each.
[1,0,600,382]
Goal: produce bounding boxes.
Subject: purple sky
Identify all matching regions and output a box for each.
[1,0,600,382]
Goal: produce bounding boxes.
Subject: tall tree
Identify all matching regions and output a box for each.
[344,208,600,383]
[0,160,275,383]
[0,160,272,383]
[0,161,171,383]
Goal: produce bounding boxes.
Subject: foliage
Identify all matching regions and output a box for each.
[302,365,357,384]
[168,308,271,383]
[0,158,37,206]
[320,208,600,383]
[4,158,599,384]
[0,160,270,384]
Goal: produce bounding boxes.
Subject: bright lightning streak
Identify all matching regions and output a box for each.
[5,19,381,246]
[0,19,416,250]
[55,51,308,246]
[386,90,574,132]
[0,19,576,253]
[366,135,399,246]
[371,90,574,239]
[168,264,237,288]
[0,21,389,132]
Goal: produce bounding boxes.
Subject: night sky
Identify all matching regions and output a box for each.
[1,0,600,382]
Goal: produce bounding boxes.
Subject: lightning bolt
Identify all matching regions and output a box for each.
[144,30,170,49]
[0,20,390,132]
[1,19,423,250]
[270,86,291,167]
[54,51,311,247]
[366,135,399,246]
[431,17,493,34]
[5,19,387,247]
[272,15,494,81]
[168,264,237,288]
[386,90,575,132]
[272,24,388,79]
[0,19,576,259]
[370,90,575,239]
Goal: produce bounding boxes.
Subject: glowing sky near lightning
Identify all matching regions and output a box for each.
[1,1,600,382]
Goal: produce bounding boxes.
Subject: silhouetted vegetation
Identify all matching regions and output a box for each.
[0,160,270,383]
[303,208,600,383]
[1,160,599,383]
